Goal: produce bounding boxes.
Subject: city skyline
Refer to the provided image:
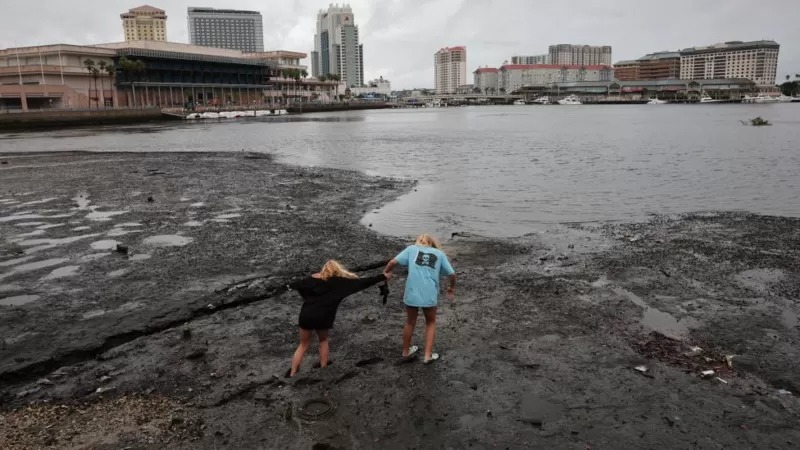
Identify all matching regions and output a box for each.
[0,0,798,89]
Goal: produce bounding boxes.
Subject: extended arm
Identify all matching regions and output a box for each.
[340,273,389,296]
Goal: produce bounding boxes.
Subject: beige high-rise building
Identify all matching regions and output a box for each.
[549,44,612,66]
[434,46,466,94]
[679,40,779,87]
[122,5,168,42]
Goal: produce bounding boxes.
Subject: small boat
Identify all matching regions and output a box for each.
[742,94,782,104]
[699,94,725,104]
[513,99,526,105]
[557,95,582,105]
[777,95,793,103]
[531,96,550,105]
[647,98,668,105]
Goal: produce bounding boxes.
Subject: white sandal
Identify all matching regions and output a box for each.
[403,345,419,359]
[423,353,440,364]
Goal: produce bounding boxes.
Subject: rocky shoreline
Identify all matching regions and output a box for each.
[1,152,799,449]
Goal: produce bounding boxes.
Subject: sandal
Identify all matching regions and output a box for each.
[423,353,440,364]
[395,345,419,365]
[313,360,334,369]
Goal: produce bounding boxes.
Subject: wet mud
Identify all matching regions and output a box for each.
[1,153,799,449]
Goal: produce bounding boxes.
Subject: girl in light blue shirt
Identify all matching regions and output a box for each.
[384,234,456,364]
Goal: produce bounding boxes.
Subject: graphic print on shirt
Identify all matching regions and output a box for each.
[415,251,438,269]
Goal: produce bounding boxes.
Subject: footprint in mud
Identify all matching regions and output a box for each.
[355,357,384,367]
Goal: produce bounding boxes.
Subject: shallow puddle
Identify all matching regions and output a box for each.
[91,239,122,251]
[129,254,152,261]
[108,269,129,278]
[613,286,699,337]
[107,228,142,237]
[0,255,36,267]
[0,294,41,306]
[72,226,91,231]
[1,213,73,223]
[37,223,66,230]
[190,202,206,208]
[18,234,101,248]
[73,193,91,210]
[142,235,193,247]
[20,198,58,206]
[184,221,205,227]
[86,208,128,222]
[44,265,81,280]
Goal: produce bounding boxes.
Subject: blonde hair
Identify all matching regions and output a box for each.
[318,260,358,280]
[415,233,442,250]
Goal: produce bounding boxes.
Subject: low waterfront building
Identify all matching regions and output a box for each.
[349,76,392,97]
[515,78,757,102]
[0,44,117,110]
[473,67,499,93]
[122,5,168,42]
[499,64,614,92]
[434,46,467,94]
[0,41,337,111]
[679,40,779,88]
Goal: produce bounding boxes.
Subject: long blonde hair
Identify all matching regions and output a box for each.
[415,233,442,250]
[318,260,358,280]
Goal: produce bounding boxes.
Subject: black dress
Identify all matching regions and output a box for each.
[290,274,387,330]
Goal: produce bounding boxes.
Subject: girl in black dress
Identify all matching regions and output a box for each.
[287,260,390,377]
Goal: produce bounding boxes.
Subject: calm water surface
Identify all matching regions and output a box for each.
[2,104,799,238]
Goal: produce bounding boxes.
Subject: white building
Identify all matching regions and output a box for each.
[434,46,467,94]
[549,44,612,66]
[679,40,779,87]
[311,4,364,88]
[511,55,549,65]
[499,64,615,93]
[473,67,499,93]
[348,76,392,97]
[188,7,264,52]
[121,5,167,42]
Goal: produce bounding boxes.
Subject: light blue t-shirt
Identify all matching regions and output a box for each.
[395,245,455,308]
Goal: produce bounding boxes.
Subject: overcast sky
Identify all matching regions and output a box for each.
[0,0,797,89]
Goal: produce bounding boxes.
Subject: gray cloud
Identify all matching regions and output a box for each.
[0,0,796,89]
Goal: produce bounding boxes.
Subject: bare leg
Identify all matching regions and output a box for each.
[290,328,312,377]
[403,307,419,357]
[422,307,438,361]
[317,329,330,368]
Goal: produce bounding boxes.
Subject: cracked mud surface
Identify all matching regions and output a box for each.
[1,153,799,449]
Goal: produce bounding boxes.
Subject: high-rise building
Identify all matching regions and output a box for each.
[434,46,467,94]
[121,5,167,42]
[188,7,264,52]
[511,55,549,65]
[614,52,681,81]
[473,67,499,93]
[549,44,612,66]
[499,64,614,92]
[311,4,364,87]
[679,40,779,87]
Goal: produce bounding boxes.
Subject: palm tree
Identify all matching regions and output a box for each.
[328,73,341,100]
[83,59,98,109]
[300,69,308,102]
[103,64,116,108]
[98,61,108,107]
[118,56,146,107]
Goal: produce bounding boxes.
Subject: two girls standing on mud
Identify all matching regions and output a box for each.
[287,233,455,376]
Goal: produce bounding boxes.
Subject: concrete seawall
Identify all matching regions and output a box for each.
[0,109,175,131]
[286,102,390,114]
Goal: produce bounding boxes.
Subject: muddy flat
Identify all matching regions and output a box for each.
[1,152,799,449]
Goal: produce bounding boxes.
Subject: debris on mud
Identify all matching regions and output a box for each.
[631,331,734,377]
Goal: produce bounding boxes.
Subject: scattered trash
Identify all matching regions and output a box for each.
[95,387,114,394]
[684,346,703,357]
[777,389,792,395]
[715,377,728,384]
[629,234,642,242]
[700,370,715,378]
[115,244,129,255]
[634,365,648,373]
[207,304,216,310]
[36,378,54,386]
[99,375,113,383]
[725,355,735,369]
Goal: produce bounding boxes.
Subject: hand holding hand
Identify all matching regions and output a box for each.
[445,286,455,300]
[383,271,393,281]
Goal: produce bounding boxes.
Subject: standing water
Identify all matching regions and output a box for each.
[1,104,799,238]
